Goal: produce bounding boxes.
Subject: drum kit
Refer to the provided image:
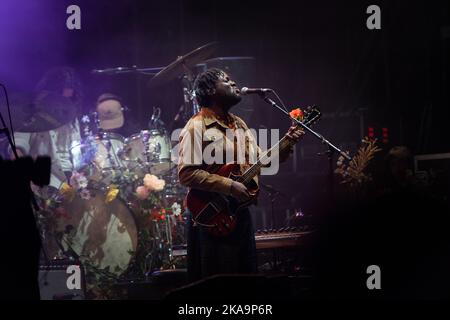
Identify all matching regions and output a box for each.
[12,42,220,291]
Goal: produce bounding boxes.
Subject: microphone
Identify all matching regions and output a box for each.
[240,87,272,95]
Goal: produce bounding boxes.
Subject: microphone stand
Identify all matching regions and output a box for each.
[261,183,281,272]
[258,93,352,202]
[260,182,285,230]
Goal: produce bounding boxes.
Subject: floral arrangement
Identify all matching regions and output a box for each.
[134,173,183,220]
[60,170,122,203]
[47,169,186,297]
[334,137,382,188]
[69,170,90,199]
[135,173,166,200]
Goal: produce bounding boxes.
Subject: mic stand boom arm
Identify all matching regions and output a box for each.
[260,95,352,161]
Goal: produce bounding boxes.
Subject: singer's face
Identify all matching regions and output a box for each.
[213,72,241,109]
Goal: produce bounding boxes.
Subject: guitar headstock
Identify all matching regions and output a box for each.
[302,105,321,127]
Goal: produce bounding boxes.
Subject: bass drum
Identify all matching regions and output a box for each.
[52,188,137,276]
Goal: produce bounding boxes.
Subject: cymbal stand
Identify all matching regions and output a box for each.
[33,208,51,264]
[165,215,174,266]
[180,64,200,121]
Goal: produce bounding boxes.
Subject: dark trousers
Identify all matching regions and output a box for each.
[185,209,257,282]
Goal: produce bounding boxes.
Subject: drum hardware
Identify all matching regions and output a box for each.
[141,130,155,164]
[121,129,172,176]
[92,111,100,131]
[148,107,166,132]
[143,221,171,277]
[35,210,52,264]
[181,74,200,120]
[102,134,126,175]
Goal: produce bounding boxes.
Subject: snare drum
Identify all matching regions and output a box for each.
[70,132,125,184]
[120,130,172,176]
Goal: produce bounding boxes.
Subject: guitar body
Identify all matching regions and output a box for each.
[186,163,259,237]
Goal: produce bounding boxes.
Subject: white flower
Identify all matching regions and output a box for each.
[70,171,88,190]
[143,174,165,191]
[171,202,181,216]
[81,115,90,123]
[77,175,88,189]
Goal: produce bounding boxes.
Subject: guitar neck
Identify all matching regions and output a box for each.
[237,134,295,185]
[236,107,321,186]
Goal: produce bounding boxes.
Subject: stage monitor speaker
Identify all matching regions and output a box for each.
[38,262,86,300]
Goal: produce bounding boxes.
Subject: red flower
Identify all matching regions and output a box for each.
[289,108,304,121]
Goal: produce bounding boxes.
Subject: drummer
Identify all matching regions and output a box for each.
[95,93,137,137]
[10,66,83,189]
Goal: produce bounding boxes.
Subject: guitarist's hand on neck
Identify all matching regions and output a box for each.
[286,125,305,142]
[279,125,305,162]
[231,181,251,202]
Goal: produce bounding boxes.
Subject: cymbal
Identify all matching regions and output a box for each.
[148,42,218,88]
[9,92,78,132]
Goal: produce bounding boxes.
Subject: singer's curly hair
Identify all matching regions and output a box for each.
[194,68,225,107]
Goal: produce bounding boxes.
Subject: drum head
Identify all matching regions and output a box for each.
[70,134,126,185]
[121,130,172,176]
[52,189,137,276]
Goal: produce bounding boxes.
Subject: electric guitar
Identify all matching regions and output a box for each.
[186,106,321,236]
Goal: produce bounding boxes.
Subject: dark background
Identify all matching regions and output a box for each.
[1,0,449,229]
